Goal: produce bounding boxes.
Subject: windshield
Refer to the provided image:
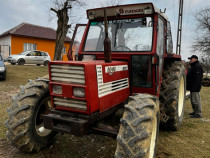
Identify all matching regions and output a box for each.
[18,51,30,55]
[84,17,153,52]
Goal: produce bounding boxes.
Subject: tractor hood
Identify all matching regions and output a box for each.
[48,60,130,114]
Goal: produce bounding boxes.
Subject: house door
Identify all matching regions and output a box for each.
[0,45,10,60]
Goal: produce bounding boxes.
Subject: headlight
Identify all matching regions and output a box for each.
[73,87,85,98]
[53,85,62,95]
[0,67,5,71]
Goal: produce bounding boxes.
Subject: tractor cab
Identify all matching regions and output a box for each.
[68,3,177,96]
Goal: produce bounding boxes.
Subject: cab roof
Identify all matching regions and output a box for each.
[87,3,168,20]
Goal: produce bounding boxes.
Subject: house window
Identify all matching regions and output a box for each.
[24,43,37,51]
[62,46,66,55]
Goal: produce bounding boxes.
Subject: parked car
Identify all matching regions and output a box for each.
[7,50,51,66]
[0,54,6,80]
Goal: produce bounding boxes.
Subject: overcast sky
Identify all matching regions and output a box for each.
[0,0,209,60]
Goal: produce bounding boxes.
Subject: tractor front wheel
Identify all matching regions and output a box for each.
[115,94,159,158]
[4,78,56,152]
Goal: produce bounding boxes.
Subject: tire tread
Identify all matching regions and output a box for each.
[160,61,186,130]
[115,94,159,158]
[4,78,55,152]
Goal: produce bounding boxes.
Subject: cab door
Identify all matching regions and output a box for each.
[67,24,86,61]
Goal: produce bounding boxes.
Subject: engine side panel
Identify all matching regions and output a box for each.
[95,62,130,112]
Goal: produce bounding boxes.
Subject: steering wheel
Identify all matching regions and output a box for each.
[115,46,131,51]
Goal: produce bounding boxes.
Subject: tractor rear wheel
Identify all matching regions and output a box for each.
[115,94,159,158]
[4,78,56,152]
[160,61,186,130]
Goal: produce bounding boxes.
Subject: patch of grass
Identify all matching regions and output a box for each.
[157,86,210,158]
[4,65,48,85]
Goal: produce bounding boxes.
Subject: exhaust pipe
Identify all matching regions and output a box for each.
[104,8,112,63]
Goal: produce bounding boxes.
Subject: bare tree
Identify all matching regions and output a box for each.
[50,0,86,61]
[48,0,124,61]
[191,7,210,57]
[201,56,210,78]
[98,0,122,7]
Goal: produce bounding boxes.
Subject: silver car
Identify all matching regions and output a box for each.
[7,50,51,66]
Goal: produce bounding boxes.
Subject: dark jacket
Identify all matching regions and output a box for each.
[186,61,203,92]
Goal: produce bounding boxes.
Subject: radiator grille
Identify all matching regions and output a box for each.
[96,65,129,97]
[53,97,87,110]
[50,64,85,85]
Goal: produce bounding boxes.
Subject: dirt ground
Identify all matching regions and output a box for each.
[0,64,210,158]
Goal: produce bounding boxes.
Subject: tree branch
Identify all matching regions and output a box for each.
[51,8,58,14]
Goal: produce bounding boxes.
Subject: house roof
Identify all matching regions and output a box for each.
[0,23,71,42]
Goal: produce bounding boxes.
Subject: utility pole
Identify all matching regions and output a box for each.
[176,0,184,55]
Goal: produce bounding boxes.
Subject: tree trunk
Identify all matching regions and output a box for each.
[52,1,70,61]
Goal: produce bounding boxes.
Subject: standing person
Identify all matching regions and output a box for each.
[187,55,203,118]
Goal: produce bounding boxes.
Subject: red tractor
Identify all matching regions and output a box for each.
[5,3,186,158]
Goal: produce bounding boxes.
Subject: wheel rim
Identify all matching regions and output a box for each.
[149,114,157,158]
[178,76,185,117]
[35,96,52,137]
[19,59,24,65]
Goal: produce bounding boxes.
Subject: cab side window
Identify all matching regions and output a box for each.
[166,22,173,53]
[157,17,164,79]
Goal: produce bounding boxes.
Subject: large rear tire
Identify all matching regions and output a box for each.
[160,61,186,130]
[115,94,159,158]
[4,78,56,152]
